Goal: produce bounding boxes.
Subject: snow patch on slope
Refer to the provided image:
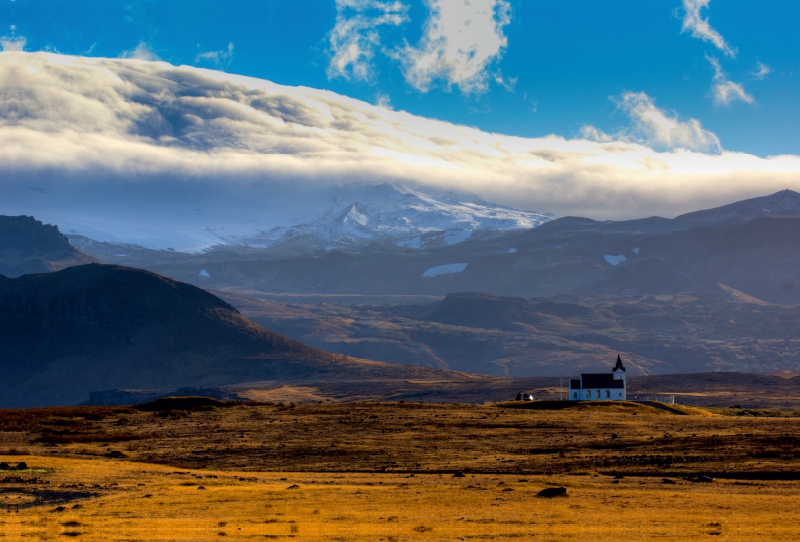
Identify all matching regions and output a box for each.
[604,255,627,266]
[423,263,468,277]
[398,236,422,248]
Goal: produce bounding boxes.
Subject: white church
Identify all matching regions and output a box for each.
[569,355,627,401]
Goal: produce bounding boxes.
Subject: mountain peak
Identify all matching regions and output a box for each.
[0,216,99,277]
[763,189,800,212]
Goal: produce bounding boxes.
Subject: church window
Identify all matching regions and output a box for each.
[605,390,610,398]
[595,390,601,398]
[573,392,577,399]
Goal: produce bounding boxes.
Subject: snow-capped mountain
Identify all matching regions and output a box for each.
[208,183,555,252]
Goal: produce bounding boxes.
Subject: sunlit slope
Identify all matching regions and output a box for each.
[0,264,451,407]
[226,288,800,378]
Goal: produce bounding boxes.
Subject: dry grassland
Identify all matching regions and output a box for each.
[1,400,799,540]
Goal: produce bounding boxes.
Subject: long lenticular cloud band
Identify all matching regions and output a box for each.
[2,51,800,224]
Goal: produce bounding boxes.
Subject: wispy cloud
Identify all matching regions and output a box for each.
[120,41,159,61]
[681,0,737,57]
[196,43,234,68]
[1,36,26,51]
[707,55,754,106]
[327,0,408,81]
[397,0,512,94]
[751,60,771,80]
[493,72,516,93]
[375,92,393,109]
[582,92,721,153]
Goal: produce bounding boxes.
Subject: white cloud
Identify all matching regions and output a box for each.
[397,0,512,93]
[2,52,800,249]
[120,41,159,61]
[707,55,754,106]
[752,60,771,80]
[617,92,721,152]
[196,43,234,68]
[681,0,737,57]
[327,0,408,81]
[582,92,721,153]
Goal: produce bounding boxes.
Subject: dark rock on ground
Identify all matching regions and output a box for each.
[536,487,567,498]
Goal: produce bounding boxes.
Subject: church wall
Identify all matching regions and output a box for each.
[569,388,626,401]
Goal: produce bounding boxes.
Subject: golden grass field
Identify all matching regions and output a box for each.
[1,400,799,540]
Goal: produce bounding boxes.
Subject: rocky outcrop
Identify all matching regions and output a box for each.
[0,216,99,277]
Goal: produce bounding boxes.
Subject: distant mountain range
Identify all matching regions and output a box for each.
[65,182,554,256]
[3,190,800,406]
[83,189,800,305]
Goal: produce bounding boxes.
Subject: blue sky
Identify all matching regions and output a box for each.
[7,0,798,157]
[4,0,800,249]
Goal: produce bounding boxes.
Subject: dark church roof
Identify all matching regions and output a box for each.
[580,373,625,388]
[570,373,625,389]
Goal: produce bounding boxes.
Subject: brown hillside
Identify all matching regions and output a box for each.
[0,264,451,407]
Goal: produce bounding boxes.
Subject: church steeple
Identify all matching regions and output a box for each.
[612,355,627,398]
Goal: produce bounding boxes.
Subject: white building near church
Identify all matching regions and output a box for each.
[569,355,627,401]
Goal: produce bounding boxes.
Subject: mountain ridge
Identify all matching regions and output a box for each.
[0,215,99,277]
[676,189,800,225]
[67,190,800,305]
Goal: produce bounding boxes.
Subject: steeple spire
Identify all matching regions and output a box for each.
[613,354,625,372]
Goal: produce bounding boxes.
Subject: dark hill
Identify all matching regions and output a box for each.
[0,264,450,408]
[0,216,99,277]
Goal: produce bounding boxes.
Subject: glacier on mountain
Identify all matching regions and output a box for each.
[207,182,554,252]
